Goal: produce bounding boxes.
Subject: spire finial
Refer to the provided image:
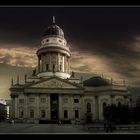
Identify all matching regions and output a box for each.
[53,16,55,24]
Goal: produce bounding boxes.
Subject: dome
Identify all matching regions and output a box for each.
[43,24,64,37]
[83,76,110,87]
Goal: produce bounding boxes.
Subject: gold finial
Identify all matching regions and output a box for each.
[53,16,55,24]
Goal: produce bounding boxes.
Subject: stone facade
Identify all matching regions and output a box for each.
[9,17,131,123]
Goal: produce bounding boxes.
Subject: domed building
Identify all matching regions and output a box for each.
[10,17,131,124]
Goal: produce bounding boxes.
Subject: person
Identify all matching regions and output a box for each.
[58,120,61,125]
[108,120,114,133]
[104,120,109,132]
[11,119,14,125]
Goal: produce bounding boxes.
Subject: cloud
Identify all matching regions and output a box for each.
[0,40,140,86]
[0,43,37,67]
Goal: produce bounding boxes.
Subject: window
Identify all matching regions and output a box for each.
[46,64,49,71]
[103,102,107,109]
[30,110,34,118]
[59,40,62,43]
[60,64,62,71]
[63,98,68,103]
[29,98,35,102]
[64,110,68,119]
[118,102,121,107]
[41,110,46,118]
[46,39,49,42]
[41,98,46,103]
[52,64,55,72]
[102,102,107,116]
[42,40,44,44]
[74,99,79,103]
[19,99,24,104]
[19,110,24,118]
[75,110,79,118]
[87,103,91,113]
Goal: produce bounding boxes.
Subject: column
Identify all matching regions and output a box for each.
[11,96,15,119]
[41,55,44,72]
[47,94,50,120]
[36,95,39,119]
[62,56,64,72]
[49,53,51,72]
[24,94,28,120]
[95,96,99,121]
[57,53,59,72]
[15,95,18,119]
[80,95,84,120]
[70,95,73,119]
[59,95,62,120]
[64,55,66,73]
[68,58,70,74]
[38,57,40,73]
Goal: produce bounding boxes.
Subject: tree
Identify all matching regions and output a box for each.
[103,104,131,124]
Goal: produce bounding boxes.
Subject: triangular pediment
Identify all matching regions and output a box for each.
[28,77,82,89]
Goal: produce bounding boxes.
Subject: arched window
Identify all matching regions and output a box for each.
[87,103,91,113]
[103,102,107,116]
[103,102,107,109]
[53,64,55,72]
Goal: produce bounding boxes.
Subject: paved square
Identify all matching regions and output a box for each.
[0,123,140,134]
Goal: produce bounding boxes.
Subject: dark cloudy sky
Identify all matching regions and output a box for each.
[0,6,140,99]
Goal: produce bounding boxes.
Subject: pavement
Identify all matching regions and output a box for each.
[0,123,140,134]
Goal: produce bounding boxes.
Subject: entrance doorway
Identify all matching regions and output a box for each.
[50,94,59,120]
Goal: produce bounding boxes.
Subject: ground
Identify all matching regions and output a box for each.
[0,123,140,134]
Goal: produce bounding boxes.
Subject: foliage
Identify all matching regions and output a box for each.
[103,104,131,124]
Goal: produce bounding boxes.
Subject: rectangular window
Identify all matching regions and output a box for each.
[63,98,68,103]
[46,64,49,71]
[41,98,46,103]
[30,110,34,118]
[60,64,62,71]
[19,99,24,104]
[41,110,46,118]
[29,98,35,102]
[75,110,79,118]
[64,110,68,119]
[53,64,55,72]
[19,110,24,118]
[74,99,79,103]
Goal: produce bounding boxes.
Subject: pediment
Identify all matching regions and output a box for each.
[29,77,81,89]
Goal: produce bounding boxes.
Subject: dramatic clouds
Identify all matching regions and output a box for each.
[0,7,140,98]
[0,44,37,67]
